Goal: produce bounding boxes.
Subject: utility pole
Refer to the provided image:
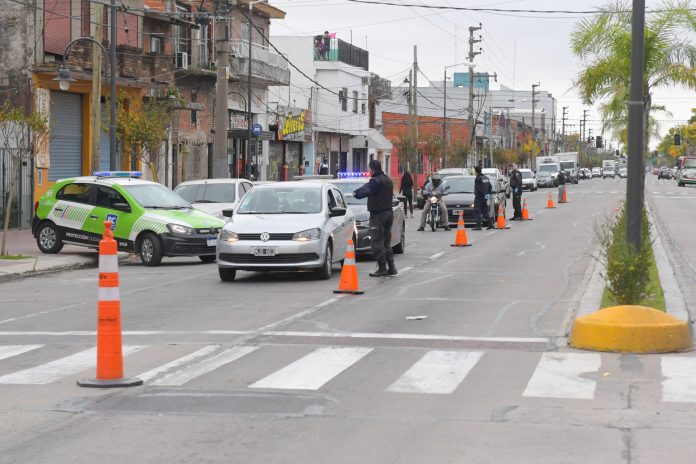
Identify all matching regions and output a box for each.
[109,0,117,170]
[407,71,413,145]
[467,24,482,166]
[442,67,447,167]
[90,3,104,173]
[561,106,568,152]
[214,1,230,177]
[531,82,540,169]
[581,109,588,144]
[413,45,418,144]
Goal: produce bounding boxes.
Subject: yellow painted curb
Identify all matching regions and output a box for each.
[569,305,693,353]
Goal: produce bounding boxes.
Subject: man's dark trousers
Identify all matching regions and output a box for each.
[474,197,491,225]
[370,210,394,265]
[512,189,522,218]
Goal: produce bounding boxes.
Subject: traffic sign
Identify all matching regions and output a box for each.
[252,124,263,136]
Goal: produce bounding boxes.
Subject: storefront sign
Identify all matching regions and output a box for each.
[229,111,247,130]
[277,106,312,142]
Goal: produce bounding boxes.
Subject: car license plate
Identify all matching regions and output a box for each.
[252,247,278,257]
[453,210,463,216]
[207,238,217,247]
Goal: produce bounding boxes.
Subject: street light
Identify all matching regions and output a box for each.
[246,0,266,180]
[53,37,115,170]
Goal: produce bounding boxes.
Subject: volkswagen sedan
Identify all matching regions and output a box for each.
[216,182,355,281]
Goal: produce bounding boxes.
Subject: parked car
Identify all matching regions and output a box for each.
[318,177,406,255]
[442,176,507,227]
[519,168,538,191]
[591,167,602,178]
[216,181,355,281]
[174,178,254,220]
[482,168,511,198]
[619,167,628,178]
[658,166,673,180]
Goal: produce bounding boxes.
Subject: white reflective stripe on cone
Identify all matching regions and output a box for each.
[344,257,356,266]
[98,255,119,273]
[98,287,120,301]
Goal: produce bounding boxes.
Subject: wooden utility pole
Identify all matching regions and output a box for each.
[467,24,482,166]
[90,3,104,173]
[413,45,418,143]
[214,1,230,177]
[531,82,540,168]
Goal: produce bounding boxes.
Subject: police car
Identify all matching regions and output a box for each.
[32,171,225,266]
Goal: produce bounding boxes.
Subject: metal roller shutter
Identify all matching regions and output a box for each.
[49,92,83,181]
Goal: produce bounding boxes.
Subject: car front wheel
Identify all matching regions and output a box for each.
[139,233,163,267]
[317,242,333,280]
[36,221,64,254]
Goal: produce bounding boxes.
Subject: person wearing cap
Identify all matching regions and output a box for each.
[353,159,397,277]
[474,165,495,230]
[417,173,450,231]
[508,163,523,220]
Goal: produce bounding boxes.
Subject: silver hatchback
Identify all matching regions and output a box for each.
[216,182,355,281]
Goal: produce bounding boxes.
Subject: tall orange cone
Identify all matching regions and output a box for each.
[546,191,555,209]
[451,211,472,247]
[334,239,364,294]
[521,198,532,221]
[78,221,142,388]
[561,185,568,203]
[496,204,510,229]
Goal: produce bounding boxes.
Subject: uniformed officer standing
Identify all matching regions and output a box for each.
[474,165,495,230]
[509,164,523,220]
[353,159,397,277]
[557,169,567,203]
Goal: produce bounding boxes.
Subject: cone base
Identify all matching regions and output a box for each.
[77,377,143,388]
[451,243,472,247]
[496,226,510,230]
[333,289,364,295]
[522,218,533,221]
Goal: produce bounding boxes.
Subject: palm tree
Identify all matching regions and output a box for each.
[571,0,696,156]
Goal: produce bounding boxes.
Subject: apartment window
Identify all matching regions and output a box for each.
[352,91,358,113]
[361,93,367,114]
[190,94,198,126]
[339,88,347,112]
[150,36,163,53]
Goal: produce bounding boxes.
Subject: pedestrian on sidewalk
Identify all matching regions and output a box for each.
[353,159,397,277]
[557,169,567,204]
[399,170,414,217]
[509,163,523,220]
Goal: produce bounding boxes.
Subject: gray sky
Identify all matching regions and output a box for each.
[271,0,696,148]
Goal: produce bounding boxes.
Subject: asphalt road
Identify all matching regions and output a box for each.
[1,177,695,464]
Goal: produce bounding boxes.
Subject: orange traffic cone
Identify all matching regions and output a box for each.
[78,221,142,388]
[561,185,568,203]
[546,191,555,209]
[334,239,364,295]
[451,211,472,247]
[496,204,510,229]
[521,198,532,221]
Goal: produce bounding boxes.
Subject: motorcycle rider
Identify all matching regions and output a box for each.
[417,173,450,231]
[474,165,495,230]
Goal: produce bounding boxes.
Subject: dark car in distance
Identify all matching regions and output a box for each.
[441,176,507,227]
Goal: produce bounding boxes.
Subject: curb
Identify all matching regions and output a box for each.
[0,252,132,284]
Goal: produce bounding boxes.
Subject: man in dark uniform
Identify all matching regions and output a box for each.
[319,157,329,175]
[474,165,495,230]
[509,163,523,220]
[353,159,397,277]
[557,168,567,203]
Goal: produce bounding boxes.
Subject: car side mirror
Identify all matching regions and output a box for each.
[391,199,400,207]
[113,202,131,213]
[329,206,347,217]
[222,209,234,218]
[445,185,451,190]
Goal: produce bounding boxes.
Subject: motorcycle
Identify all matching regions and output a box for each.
[425,187,449,231]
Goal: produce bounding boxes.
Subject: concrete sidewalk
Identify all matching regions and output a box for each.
[0,228,100,282]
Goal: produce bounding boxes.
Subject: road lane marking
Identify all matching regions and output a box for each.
[523,352,601,399]
[387,350,483,394]
[517,242,546,256]
[0,345,43,360]
[263,330,549,344]
[429,252,445,260]
[151,346,258,386]
[250,346,372,390]
[661,357,696,403]
[0,345,144,385]
[136,345,220,383]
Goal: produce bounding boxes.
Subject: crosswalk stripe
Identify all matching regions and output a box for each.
[523,352,601,400]
[136,345,220,383]
[0,345,43,361]
[387,350,483,394]
[250,346,372,391]
[0,345,145,385]
[150,346,258,386]
[661,357,696,403]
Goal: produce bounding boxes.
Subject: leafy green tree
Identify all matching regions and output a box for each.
[571,0,696,156]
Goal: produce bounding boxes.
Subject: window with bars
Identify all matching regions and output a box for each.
[339,88,347,112]
[352,91,358,113]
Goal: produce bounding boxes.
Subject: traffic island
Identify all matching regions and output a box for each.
[570,305,692,353]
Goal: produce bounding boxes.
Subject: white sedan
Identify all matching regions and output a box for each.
[174,178,254,220]
[216,182,355,281]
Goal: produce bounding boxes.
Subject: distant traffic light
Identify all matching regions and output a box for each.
[596,136,603,148]
[675,133,681,146]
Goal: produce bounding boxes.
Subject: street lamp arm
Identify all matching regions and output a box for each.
[62,37,110,75]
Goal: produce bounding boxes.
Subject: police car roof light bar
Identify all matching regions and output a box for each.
[338,172,370,178]
[93,171,144,178]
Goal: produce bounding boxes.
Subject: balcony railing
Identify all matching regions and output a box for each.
[230,39,290,86]
[314,38,369,71]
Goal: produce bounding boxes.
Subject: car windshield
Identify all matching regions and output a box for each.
[683,159,696,168]
[561,161,575,170]
[236,187,323,214]
[442,177,475,193]
[175,183,236,204]
[538,165,557,175]
[122,184,191,209]
[333,183,366,205]
[521,171,533,179]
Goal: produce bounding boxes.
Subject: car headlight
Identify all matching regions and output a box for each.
[293,227,321,242]
[168,224,194,235]
[356,220,369,228]
[219,229,239,242]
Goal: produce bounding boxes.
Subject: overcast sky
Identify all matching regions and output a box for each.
[270,0,696,148]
